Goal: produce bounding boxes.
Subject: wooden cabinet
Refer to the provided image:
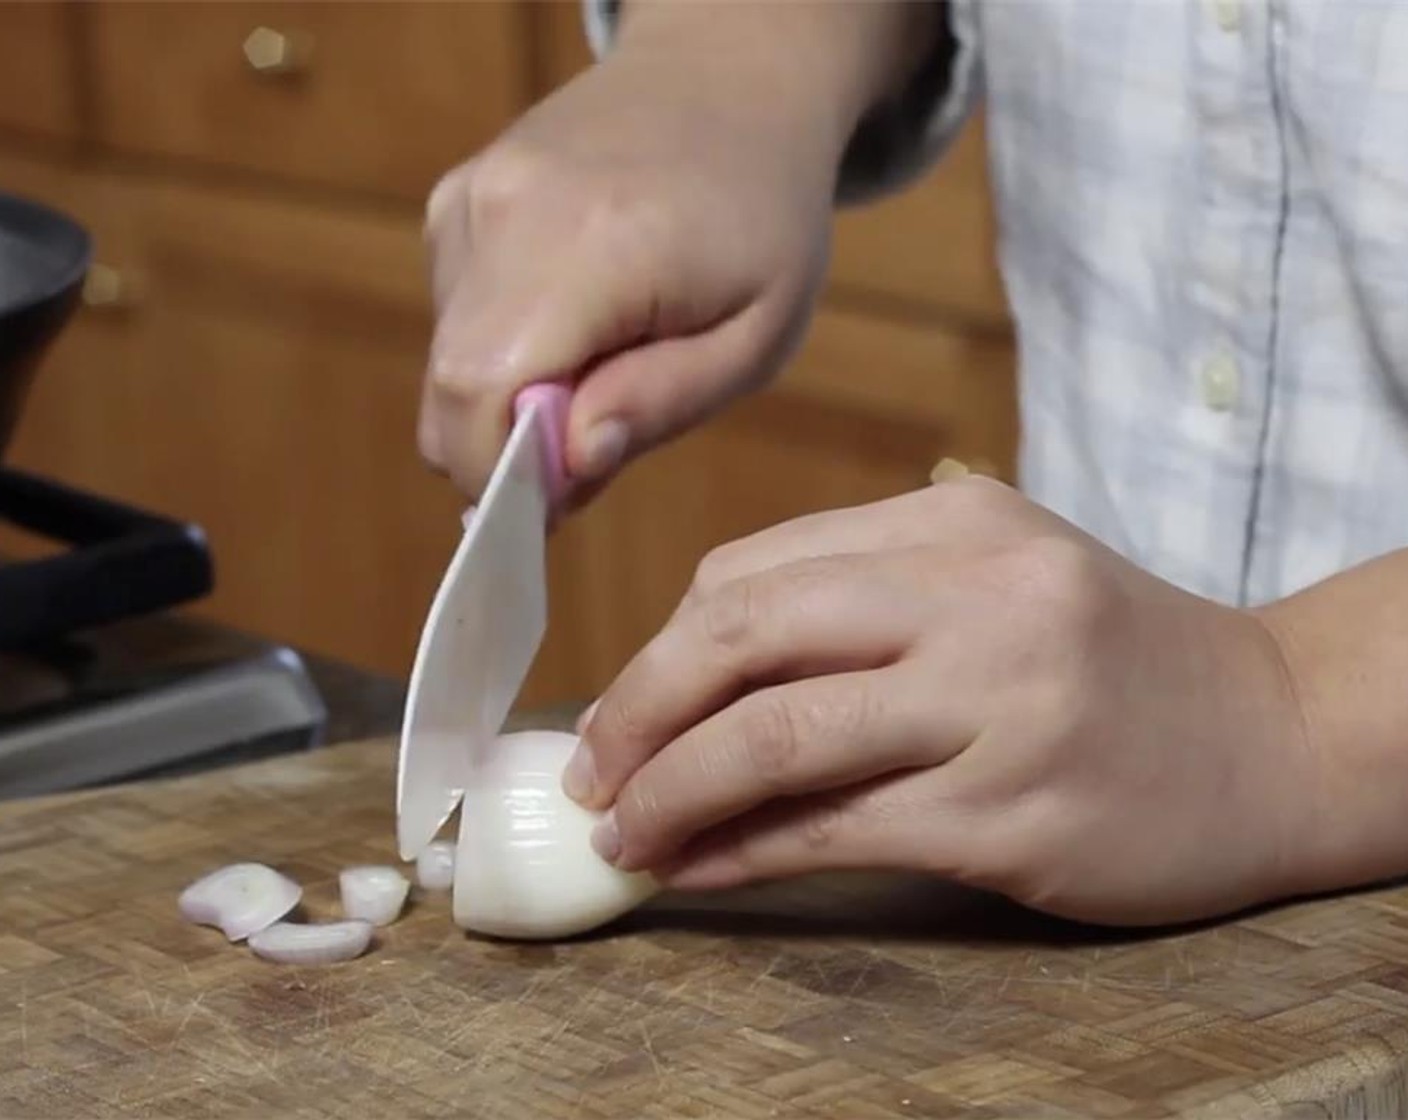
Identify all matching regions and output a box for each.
[87,1,528,201]
[0,150,463,677]
[0,1,1016,708]
[0,2,81,143]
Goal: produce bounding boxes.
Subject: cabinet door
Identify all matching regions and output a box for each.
[1,150,463,679]
[0,1,82,143]
[88,1,528,201]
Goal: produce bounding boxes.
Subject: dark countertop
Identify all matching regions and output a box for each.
[297,646,408,744]
[1,606,585,797]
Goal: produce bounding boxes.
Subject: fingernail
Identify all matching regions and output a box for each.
[581,418,629,478]
[591,810,621,865]
[574,698,600,735]
[562,742,597,804]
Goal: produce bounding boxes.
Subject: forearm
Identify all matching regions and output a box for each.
[1256,548,1408,895]
[612,1,943,176]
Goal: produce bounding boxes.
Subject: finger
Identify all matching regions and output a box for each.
[653,769,956,890]
[562,279,806,478]
[417,167,473,471]
[577,552,919,811]
[424,272,617,497]
[603,666,976,872]
[684,475,1022,601]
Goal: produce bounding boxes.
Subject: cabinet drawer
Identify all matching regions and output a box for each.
[88,1,528,200]
[0,2,82,142]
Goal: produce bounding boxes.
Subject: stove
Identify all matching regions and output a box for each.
[0,467,328,799]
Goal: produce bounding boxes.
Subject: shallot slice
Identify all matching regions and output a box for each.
[248,920,373,965]
[339,865,410,926]
[178,862,302,942]
[415,840,455,891]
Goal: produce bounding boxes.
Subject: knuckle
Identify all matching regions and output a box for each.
[1003,534,1114,647]
[700,576,760,653]
[691,543,746,600]
[423,165,467,236]
[616,778,666,852]
[415,417,443,470]
[464,143,540,232]
[735,694,803,789]
[596,690,650,760]
[930,472,1006,520]
[798,794,848,854]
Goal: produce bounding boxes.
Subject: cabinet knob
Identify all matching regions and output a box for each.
[242,26,314,76]
[81,264,143,310]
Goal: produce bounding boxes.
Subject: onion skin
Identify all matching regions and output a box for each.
[178,863,302,942]
[415,840,455,891]
[339,865,410,926]
[248,920,373,965]
[453,730,660,940]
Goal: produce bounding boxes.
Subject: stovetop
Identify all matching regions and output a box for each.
[0,607,407,800]
[0,467,407,799]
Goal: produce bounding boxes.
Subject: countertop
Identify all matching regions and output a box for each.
[5,734,1408,1118]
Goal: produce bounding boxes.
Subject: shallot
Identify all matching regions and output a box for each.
[453,729,660,940]
[178,862,302,942]
[415,840,455,891]
[248,920,373,965]
[339,865,410,926]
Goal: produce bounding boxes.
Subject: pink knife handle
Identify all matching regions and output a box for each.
[513,381,572,515]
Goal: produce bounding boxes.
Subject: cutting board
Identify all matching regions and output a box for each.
[5,729,1408,1119]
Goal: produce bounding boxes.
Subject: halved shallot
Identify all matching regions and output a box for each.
[178,862,302,942]
[248,920,373,965]
[415,840,455,891]
[339,865,410,926]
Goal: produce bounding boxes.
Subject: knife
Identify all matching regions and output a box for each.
[396,382,571,861]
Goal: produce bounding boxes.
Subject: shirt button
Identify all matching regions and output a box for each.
[1198,353,1240,411]
[1209,0,1241,31]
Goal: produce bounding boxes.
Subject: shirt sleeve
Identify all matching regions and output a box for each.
[580,0,982,206]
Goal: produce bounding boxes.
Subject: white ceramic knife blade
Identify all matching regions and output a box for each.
[396,386,568,861]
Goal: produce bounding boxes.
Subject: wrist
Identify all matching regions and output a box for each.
[612,1,939,176]
[1251,585,1408,901]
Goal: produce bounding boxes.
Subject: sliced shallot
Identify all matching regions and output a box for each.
[248,920,373,965]
[178,862,302,942]
[415,840,455,891]
[339,865,410,926]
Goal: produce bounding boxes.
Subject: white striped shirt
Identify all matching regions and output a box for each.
[587,0,1408,607]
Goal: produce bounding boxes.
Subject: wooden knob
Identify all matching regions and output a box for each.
[242,26,314,75]
[81,263,143,310]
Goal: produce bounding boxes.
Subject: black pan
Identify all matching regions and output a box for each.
[0,190,92,458]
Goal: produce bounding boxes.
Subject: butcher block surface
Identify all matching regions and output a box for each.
[5,731,1408,1119]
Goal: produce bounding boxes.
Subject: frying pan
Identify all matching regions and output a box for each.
[0,190,92,458]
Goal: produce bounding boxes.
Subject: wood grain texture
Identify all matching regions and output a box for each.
[0,1,81,144]
[3,734,1408,1118]
[88,0,529,201]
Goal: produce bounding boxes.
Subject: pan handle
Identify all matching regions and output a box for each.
[0,469,213,649]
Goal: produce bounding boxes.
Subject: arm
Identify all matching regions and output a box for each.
[1258,549,1408,896]
[420,1,955,501]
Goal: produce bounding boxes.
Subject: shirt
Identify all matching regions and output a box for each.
[585,0,1408,608]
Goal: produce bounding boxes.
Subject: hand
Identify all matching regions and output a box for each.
[418,14,850,504]
[568,475,1320,927]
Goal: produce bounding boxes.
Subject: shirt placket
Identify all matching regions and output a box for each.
[1182,0,1289,607]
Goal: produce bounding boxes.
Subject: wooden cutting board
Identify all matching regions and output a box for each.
[5,728,1408,1119]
